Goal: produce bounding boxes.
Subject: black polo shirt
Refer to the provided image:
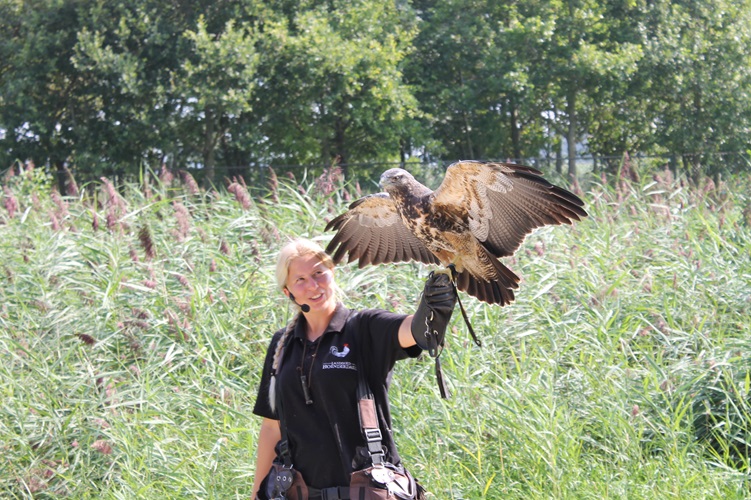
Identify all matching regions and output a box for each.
[252,303,420,489]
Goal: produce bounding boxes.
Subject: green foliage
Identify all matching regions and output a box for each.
[251,0,420,169]
[691,361,751,471]
[175,17,262,183]
[3,0,751,183]
[66,0,270,181]
[636,0,751,179]
[0,0,91,172]
[2,161,55,199]
[1,167,751,498]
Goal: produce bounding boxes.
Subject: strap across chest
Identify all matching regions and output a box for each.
[274,313,385,469]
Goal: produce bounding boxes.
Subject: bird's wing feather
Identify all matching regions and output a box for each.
[325,193,440,267]
[431,161,587,257]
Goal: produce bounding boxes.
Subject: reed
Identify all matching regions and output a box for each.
[1,167,750,498]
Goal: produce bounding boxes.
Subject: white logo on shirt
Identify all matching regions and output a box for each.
[330,344,350,358]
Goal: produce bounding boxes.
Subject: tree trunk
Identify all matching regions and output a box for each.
[459,70,474,159]
[555,137,563,175]
[334,116,348,178]
[462,109,474,159]
[567,88,577,178]
[510,96,521,161]
[54,160,66,194]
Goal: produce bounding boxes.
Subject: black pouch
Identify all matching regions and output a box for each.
[263,462,308,500]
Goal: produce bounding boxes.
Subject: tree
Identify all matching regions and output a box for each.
[524,0,644,178]
[406,0,644,177]
[71,0,267,184]
[172,17,260,185]
[406,0,531,162]
[638,0,751,179]
[3,0,750,185]
[0,0,96,188]
[252,0,421,175]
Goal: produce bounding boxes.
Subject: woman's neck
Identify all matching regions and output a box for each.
[303,303,337,341]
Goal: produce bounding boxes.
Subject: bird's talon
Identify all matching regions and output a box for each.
[431,265,458,284]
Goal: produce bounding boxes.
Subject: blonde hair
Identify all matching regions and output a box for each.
[269,314,299,413]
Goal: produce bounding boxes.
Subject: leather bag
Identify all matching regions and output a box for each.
[350,462,419,499]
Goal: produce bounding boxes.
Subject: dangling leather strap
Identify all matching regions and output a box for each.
[418,308,450,399]
[434,355,450,399]
[454,285,482,348]
[447,265,482,348]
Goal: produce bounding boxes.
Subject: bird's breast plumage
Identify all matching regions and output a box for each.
[390,194,468,257]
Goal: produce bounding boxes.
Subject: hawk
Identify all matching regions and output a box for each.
[325,160,587,306]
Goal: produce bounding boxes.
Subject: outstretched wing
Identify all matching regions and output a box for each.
[431,160,588,258]
[325,193,440,268]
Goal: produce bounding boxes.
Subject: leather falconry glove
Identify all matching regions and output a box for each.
[411,271,457,358]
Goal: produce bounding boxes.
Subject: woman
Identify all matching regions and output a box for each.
[251,238,455,499]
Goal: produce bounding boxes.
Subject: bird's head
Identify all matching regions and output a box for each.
[379,168,415,193]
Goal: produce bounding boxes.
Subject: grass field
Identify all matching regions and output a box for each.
[1,165,750,499]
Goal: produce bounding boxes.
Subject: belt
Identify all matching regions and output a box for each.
[308,485,350,500]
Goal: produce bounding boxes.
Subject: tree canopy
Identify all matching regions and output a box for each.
[1,0,750,184]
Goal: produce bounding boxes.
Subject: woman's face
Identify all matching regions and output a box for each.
[284,254,336,312]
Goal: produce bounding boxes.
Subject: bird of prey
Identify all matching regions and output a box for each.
[325,160,587,306]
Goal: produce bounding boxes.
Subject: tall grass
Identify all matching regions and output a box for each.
[1,165,750,499]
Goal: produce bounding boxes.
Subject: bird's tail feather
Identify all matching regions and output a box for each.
[454,248,519,305]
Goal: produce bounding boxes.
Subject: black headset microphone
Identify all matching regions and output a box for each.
[288,292,311,313]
